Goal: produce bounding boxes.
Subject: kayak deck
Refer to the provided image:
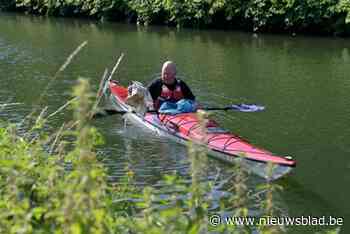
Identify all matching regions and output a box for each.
[108,81,296,180]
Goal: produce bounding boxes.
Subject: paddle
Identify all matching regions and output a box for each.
[203,104,265,112]
[92,109,154,118]
[92,104,265,119]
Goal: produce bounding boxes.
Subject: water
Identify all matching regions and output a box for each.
[1,12,349,233]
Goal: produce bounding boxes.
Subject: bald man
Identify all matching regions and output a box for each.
[147,61,195,110]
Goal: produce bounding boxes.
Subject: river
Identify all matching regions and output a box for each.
[0,12,349,233]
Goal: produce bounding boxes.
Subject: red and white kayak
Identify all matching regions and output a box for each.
[106,80,296,180]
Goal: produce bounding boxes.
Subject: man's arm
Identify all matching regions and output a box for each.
[147,78,162,101]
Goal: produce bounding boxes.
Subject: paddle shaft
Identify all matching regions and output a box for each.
[201,107,231,111]
[92,109,156,118]
[92,104,259,119]
[97,106,233,116]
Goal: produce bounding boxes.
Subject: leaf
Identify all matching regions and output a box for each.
[346,12,350,24]
[70,223,82,234]
[32,207,47,220]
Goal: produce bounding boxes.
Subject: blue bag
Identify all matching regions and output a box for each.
[159,99,197,115]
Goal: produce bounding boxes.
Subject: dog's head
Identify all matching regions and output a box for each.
[125,81,152,115]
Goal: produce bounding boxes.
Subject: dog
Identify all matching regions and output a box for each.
[125,81,153,116]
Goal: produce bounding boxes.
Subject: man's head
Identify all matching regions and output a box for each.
[161,61,176,85]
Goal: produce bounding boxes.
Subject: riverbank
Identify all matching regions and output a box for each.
[1,0,350,36]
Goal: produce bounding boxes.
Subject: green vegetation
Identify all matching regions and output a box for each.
[1,0,350,35]
[0,79,129,233]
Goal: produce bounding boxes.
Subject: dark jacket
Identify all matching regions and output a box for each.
[147,78,195,102]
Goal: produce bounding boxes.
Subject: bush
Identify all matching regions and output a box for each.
[0,0,16,10]
[5,0,350,35]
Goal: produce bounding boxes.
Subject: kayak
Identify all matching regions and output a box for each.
[105,80,296,180]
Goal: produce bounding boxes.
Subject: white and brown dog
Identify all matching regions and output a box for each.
[125,81,153,116]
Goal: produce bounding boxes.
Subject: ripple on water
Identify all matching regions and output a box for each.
[0,43,35,65]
